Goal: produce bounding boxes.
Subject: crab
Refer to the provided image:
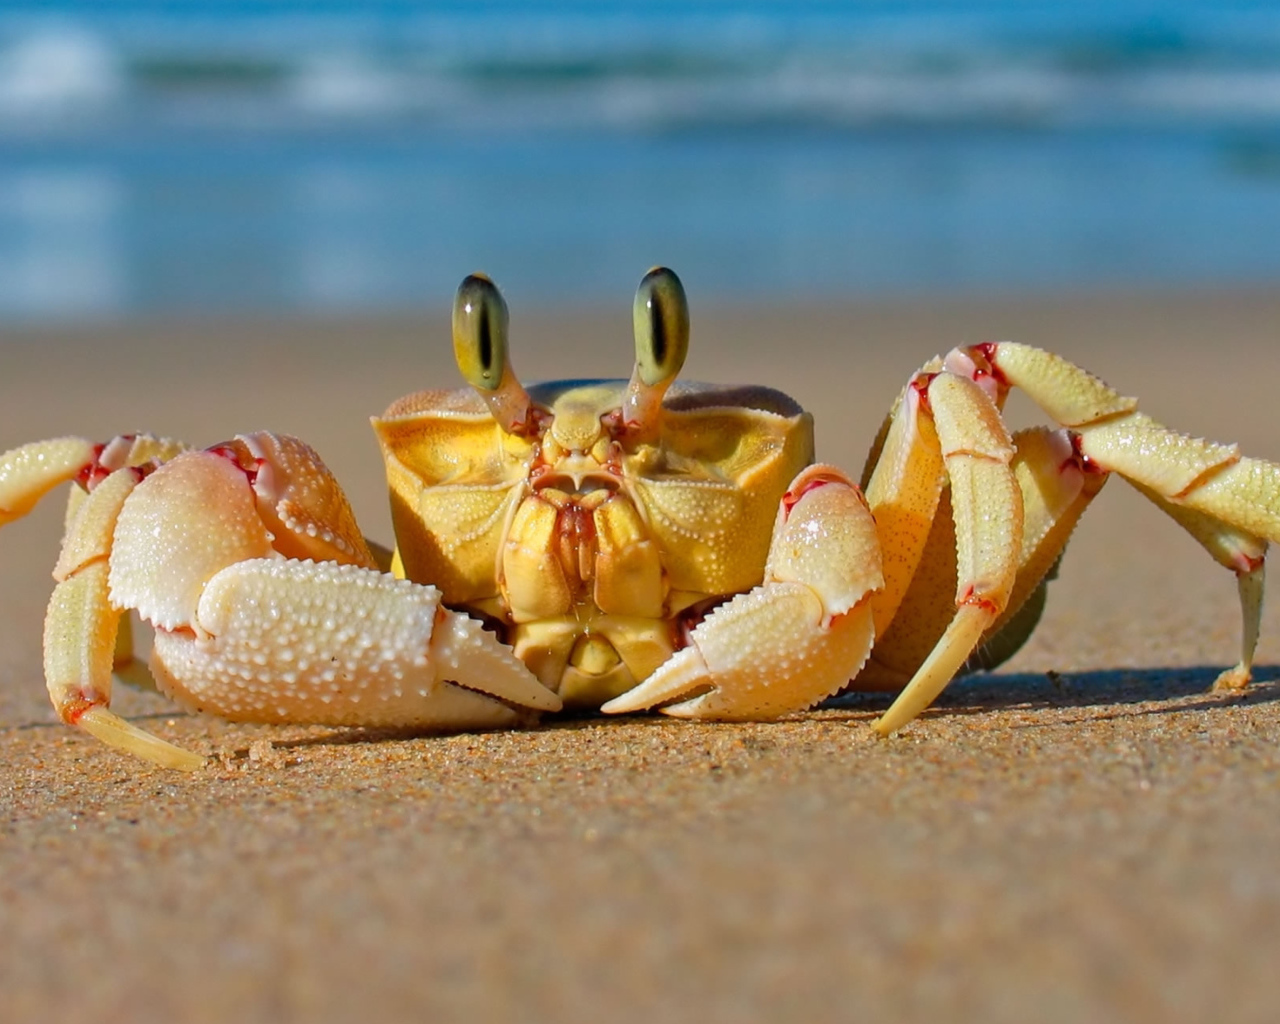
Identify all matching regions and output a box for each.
[2,268,1279,771]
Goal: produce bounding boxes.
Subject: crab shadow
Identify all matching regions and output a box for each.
[16,665,1277,760]
[228,664,1280,758]
[826,663,1280,723]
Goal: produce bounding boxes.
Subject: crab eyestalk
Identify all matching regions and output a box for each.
[621,267,690,438]
[453,273,534,434]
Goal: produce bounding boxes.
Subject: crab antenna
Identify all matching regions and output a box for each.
[452,273,533,433]
[622,267,690,435]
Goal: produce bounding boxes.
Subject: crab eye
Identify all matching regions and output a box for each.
[452,273,533,433]
[453,273,510,391]
[620,267,690,438]
[633,266,689,387]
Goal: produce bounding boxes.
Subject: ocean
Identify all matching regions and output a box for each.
[1,0,1279,318]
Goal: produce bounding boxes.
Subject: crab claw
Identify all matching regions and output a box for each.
[107,437,562,728]
[602,466,883,719]
[208,433,380,568]
[36,431,559,771]
[147,559,562,730]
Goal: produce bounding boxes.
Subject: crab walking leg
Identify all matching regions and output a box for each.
[1127,482,1267,690]
[0,437,99,527]
[972,427,1110,663]
[601,466,883,720]
[860,368,948,641]
[40,467,207,770]
[145,558,563,733]
[865,426,1109,685]
[46,565,205,769]
[108,613,166,694]
[873,374,1022,736]
[974,342,1280,687]
[0,433,192,530]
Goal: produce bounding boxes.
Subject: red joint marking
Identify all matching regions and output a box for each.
[74,443,109,490]
[1067,432,1105,475]
[208,444,262,485]
[603,407,650,446]
[512,407,552,440]
[603,440,625,476]
[971,342,1009,384]
[958,586,1001,615]
[675,597,725,648]
[602,408,625,434]
[61,694,101,726]
[782,476,835,518]
[1240,554,1266,574]
[910,371,939,409]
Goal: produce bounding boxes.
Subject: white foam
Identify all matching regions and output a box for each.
[286,53,412,116]
[0,26,124,116]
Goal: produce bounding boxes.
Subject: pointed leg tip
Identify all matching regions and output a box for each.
[870,716,896,738]
[1212,664,1252,693]
[166,750,209,772]
[78,706,207,772]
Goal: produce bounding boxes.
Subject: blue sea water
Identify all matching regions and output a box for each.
[1,1,1279,318]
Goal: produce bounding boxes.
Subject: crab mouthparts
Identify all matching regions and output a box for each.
[532,452,622,495]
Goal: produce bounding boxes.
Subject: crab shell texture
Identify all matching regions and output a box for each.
[373,379,814,708]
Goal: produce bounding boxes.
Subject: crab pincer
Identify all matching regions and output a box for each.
[603,465,883,719]
[34,432,560,769]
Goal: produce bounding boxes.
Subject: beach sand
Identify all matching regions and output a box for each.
[3,288,1280,1023]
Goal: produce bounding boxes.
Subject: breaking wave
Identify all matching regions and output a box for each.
[3,4,1280,133]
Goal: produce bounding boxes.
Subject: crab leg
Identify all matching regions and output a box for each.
[0,437,99,527]
[964,427,1109,671]
[110,613,162,694]
[1,433,191,530]
[601,465,883,720]
[1129,485,1266,690]
[125,442,558,767]
[41,465,206,770]
[1,435,188,691]
[864,423,1111,687]
[858,362,948,643]
[968,342,1280,688]
[871,373,1022,735]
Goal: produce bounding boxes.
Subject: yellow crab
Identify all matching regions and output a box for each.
[3,268,1279,771]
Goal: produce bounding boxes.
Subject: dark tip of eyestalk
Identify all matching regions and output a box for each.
[624,267,690,435]
[451,273,532,433]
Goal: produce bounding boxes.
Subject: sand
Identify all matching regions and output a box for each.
[2,287,1280,1023]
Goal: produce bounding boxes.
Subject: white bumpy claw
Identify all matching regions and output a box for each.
[149,558,561,729]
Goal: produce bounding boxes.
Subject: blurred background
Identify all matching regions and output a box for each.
[1,0,1279,321]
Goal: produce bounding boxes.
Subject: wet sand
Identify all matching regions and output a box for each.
[3,288,1280,1023]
